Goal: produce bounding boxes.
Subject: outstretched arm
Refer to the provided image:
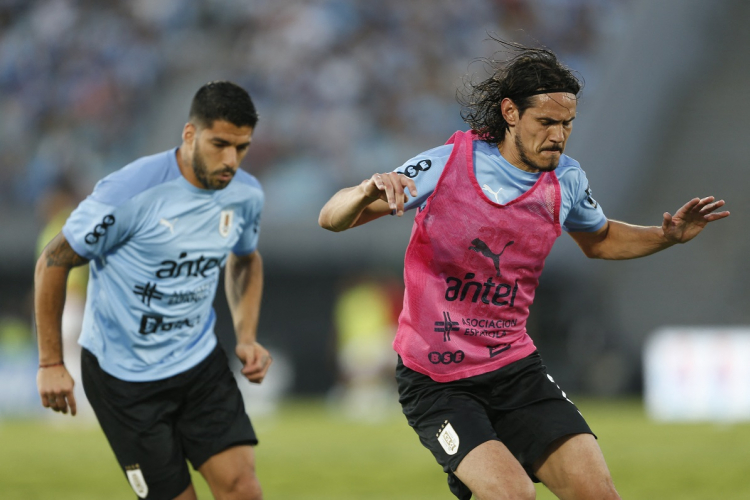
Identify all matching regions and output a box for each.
[319,172,418,231]
[225,250,272,383]
[35,232,89,416]
[570,196,729,259]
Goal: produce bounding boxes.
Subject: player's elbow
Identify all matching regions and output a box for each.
[317,211,331,231]
[580,244,605,259]
[318,210,344,232]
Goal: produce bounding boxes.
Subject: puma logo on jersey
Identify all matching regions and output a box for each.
[468,238,514,277]
[159,218,178,234]
[482,184,503,203]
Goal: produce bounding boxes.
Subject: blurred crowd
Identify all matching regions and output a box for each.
[0,0,627,218]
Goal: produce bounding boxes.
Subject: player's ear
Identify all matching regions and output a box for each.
[501,98,518,126]
[182,122,196,144]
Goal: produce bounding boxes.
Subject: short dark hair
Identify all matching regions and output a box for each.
[459,38,582,144]
[189,81,259,129]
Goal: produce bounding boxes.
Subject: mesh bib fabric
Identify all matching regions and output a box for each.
[393,130,562,382]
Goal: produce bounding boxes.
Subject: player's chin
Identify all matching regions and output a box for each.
[535,161,559,172]
[211,176,234,189]
[537,151,561,171]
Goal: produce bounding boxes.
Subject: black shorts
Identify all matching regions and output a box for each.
[82,345,257,500]
[396,351,593,500]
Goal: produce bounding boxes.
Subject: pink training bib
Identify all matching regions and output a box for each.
[393,130,562,382]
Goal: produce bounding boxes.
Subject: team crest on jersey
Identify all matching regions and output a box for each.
[219,209,234,237]
[125,464,148,498]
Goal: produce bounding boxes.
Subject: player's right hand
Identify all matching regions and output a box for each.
[236,341,273,384]
[362,172,418,216]
[37,365,77,416]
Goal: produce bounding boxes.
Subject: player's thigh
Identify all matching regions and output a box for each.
[454,440,536,500]
[81,349,192,500]
[533,433,620,500]
[199,445,261,500]
[397,367,521,499]
[176,347,258,486]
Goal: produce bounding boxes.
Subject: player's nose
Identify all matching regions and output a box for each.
[223,147,239,167]
[548,124,565,143]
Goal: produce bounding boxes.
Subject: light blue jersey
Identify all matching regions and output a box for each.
[394,140,606,232]
[63,148,264,381]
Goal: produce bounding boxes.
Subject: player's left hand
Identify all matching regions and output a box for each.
[663,196,729,244]
[236,341,273,384]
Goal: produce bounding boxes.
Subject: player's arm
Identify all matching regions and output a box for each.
[318,172,418,231]
[569,196,729,259]
[225,250,272,383]
[34,232,89,416]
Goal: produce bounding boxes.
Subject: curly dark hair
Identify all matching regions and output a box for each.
[459,38,582,144]
[189,81,259,129]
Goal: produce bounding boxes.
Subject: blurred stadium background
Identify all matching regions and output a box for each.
[1,0,749,497]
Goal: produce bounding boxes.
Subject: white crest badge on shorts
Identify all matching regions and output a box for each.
[125,464,149,499]
[219,209,234,237]
[437,420,460,455]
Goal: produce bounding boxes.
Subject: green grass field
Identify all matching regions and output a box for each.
[2,398,749,499]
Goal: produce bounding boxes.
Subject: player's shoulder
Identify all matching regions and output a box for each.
[226,169,264,202]
[396,144,452,177]
[403,144,453,165]
[473,140,500,158]
[221,169,264,209]
[230,168,263,193]
[419,144,453,159]
[91,149,180,207]
[554,154,585,180]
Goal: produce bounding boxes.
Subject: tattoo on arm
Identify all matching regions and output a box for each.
[44,233,88,268]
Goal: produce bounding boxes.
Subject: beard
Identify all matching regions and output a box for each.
[515,134,561,172]
[192,143,235,190]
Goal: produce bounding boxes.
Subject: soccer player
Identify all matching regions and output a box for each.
[318,42,729,500]
[35,81,271,500]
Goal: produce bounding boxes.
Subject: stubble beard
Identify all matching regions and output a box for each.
[515,134,560,173]
[192,143,233,190]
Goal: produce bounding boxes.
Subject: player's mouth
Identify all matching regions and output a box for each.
[540,149,562,158]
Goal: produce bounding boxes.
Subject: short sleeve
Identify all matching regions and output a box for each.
[562,170,607,232]
[232,193,264,256]
[393,145,451,212]
[62,195,135,260]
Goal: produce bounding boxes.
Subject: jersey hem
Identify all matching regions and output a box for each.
[393,341,538,383]
[565,217,607,233]
[79,336,218,382]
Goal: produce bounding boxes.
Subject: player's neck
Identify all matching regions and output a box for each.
[175,146,203,189]
[497,137,537,174]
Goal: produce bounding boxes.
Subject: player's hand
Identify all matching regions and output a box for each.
[37,365,77,416]
[663,196,729,244]
[236,341,273,384]
[361,172,418,216]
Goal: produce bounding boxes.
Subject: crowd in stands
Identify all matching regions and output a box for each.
[0,0,627,218]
